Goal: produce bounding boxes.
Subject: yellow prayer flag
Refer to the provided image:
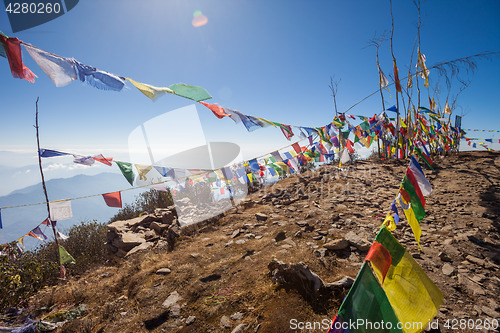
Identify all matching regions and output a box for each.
[135,164,152,181]
[381,213,397,231]
[399,196,422,249]
[126,78,174,101]
[384,251,443,332]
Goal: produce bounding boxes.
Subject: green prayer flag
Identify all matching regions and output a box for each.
[360,121,370,132]
[402,175,425,221]
[168,83,212,102]
[342,130,350,139]
[115,161,135,186]
[269,163,283,175]
[337,262,403,333]
[415,147,434,170]
[59,245,76,265]
[354,134,360,143]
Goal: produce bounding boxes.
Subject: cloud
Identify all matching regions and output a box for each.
[42,163,104,172]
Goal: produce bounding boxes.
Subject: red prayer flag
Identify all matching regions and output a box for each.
[0,35,36,82]
[346,139,355,153]
[393,59,402,93]
[399,187,411,204]
[279,123,294,140]
[292,142,301,154]
[41,218,51,226]
[199,101,229,119]
[220,187,225,195]
[102,191,122,208]
[365,241,392,283]
[93,154,113,166]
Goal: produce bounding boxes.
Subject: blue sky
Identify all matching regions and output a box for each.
[0,0,499,188]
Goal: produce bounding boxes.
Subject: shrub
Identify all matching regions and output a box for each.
[0,220,108,312]
[0,242,58,312]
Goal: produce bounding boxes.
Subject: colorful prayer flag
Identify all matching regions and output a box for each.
[23,43,77,87]
[330,262,402,333]
[135,164,152,181]
[398,195,422,248]
[126,78,173,101]
[400,175,425,221]
[93,154,113,166]
[39,149,69,157]
[199,101,229,119]
[372,227,443,332]
[59,245,76,265]
[115,161,135,186]
[168,83,212,101]
[49,201,73,221]
[102,191,122,208]
[0,35,37,82]
[409,156,432,196]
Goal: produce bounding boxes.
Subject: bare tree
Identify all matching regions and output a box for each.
[329,75,341,118]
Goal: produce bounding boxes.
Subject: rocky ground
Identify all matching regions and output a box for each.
[2,150,499,332]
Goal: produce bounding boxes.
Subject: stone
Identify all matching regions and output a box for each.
[327,276,355,288]
[232,229,241,238]
[144,229,157,239]
[255,213,268,221]
[225,240,234,247]
[118,232,146,252]
[294,230,302,238]
[231,324,248,333]
[314,248,327,257]
[324,239,349,251]
[162,291,182,309]
[150,221,166,234]
[442,263,455,276]
[235,239,247,245]
[186,316,196,325]
[161,210,175,225]
[275,231,286,242]
[438,252,452,262]
[156,268,171,275]
[126,242,153,257]
[481,306,499,318]
[344,231,371,251]
[230,312,244,321]
[268,259,325,293]
[296,221,309,227]
[170,303,181,317]
[220,315,232,329]
[199,274,221,283]
[190,253,200,258]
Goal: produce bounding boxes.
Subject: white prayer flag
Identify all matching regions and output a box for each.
[49,201,73,221]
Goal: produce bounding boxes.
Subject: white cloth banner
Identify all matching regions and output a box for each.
[49,201,73,221]
[23,43,77,87]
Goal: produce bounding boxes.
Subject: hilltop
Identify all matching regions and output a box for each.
[2,151,499,333]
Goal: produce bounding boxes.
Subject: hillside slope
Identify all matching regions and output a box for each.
[6,151,500,333]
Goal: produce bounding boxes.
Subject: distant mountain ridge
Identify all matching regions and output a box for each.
[0,173,145,247]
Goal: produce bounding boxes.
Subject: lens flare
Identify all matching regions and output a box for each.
[192,10,208,27]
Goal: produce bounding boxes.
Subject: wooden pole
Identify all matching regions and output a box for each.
[35,98,65,280]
